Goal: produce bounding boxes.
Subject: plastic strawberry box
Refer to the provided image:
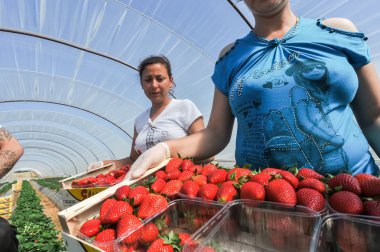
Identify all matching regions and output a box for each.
[183,199,322,252]
[317,213,380,252]
[114,199,225,251]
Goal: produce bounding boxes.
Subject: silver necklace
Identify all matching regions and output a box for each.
[252,16,300,45]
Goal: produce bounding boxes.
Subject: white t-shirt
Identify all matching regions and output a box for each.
[134,99,202,154]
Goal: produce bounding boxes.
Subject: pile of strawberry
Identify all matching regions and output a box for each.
[327,173,380,216]
[71,166,130,188]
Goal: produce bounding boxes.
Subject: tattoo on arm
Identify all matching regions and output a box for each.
[0,128,12,141]
[0,150,17,178]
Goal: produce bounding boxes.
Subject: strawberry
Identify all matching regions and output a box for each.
[227,167,251,181]
[178,170,194,182]
[261,167,281,175]
[201,163,217,176]
[265,179,297,206]
[207,169,228,184]
[297,178,326,193]
[128,185,149,206]
[192,174,207,186]
[194,165,203,174]
[160,180,183,198]
[216,184,238,202]
[137,194,169,219]
[165,158,183,173]
[278,170,299,189]
[296,188,325,212]
[354,173,380,197]
[117,214,143,245]
[165,169,181,180]
[250,172,271,186]
[327,173,361,195]
[240,182,265,201]
[178,232,191,245]
[150,177,167,193]
[198,184,219,201]
[329,191,363,214]
[200,246,216,252]
[79,218,101,238]
[99,198,117,224]
[94,229,116,252]
[180,181,200,198]
[296,168,324,180]
[147,238,174,252]
[139,223,159,245]
[181,159,195,171]
[115,185,131,201]
[104,201,133,224]
[155,170,167,180]
[363,199,380,216]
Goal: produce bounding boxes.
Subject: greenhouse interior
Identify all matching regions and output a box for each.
[1,0,380,251]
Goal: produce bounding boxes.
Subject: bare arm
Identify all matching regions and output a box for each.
[0,128,24,178]
[167,88,235,160]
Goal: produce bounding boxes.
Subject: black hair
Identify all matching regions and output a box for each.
[138,55,173,81]
[0,217,19,252]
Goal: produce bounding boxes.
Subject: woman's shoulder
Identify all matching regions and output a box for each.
[321,17,359,32]
[173,99,197,108]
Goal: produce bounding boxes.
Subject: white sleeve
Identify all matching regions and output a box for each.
[179,99,203,130]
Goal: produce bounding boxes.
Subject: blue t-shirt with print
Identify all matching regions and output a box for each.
[212,17,379,175]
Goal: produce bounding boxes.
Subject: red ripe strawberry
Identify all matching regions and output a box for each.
[181,159,194,171]
[128,185,149,206]
[261,167,281,175]
[201,163,218,176]
[178,232,191,246]
[165,169,181,180]
[160,180,183,198]
[265,179,297,206]
[207,169,228,184]
[329,191,363,214]
[296,168,324,180]
[216,184,238,202]
[117,214,143,245]
[240,182,265,201]
[99,198,117,224]
[201,246,216,252]
[354,173,380,197]
[227,167,251,181]
[194,165,203,174]
[150,177,167,193]
[94,229,116,252]
[137,194,169,219]
[104,201,133,224]
[278,170,299,189]
[178,170,194,182]
[250,172,271,186]
[115,185,131,201]
[79,218,101,238]
[296,188,325,212]
[192,174,207,186]
[297,178,326,193]
[147,238,174,252]
[139,223,159,245]
[198,183,219,200]
[180,181,200,198]
[327,173,361,195]
[165,158,183,173]
[155,170,167,180]
[363,199,380,216]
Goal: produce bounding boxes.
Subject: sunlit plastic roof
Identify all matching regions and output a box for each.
[1,0,380,179]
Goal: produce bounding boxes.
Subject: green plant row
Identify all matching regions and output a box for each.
[35,177,64,192]
[0,181,16,194]
[10,181,65,252]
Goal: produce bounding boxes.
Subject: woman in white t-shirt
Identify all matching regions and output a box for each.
[87,56,205,170]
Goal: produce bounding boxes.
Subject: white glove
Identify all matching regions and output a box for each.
[127,142,170,179]
[87,161,104,171]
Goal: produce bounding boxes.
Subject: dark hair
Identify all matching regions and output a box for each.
[138,55,173,81]
[0,217,19,252]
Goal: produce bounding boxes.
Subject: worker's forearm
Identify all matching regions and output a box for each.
[363,117,380,157]
[0,150,18,178]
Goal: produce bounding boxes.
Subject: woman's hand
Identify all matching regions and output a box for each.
[126,142,170,179]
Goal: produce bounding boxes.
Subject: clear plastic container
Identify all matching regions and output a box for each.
[115,199,225,251]
[183,199,322,252]
[317,213,380,252]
